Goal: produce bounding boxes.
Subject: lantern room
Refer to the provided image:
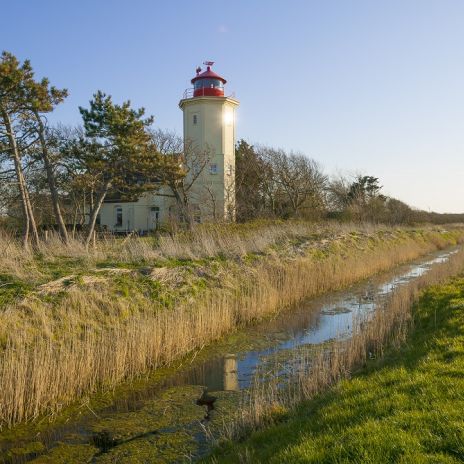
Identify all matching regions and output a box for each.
[191,61,226,97]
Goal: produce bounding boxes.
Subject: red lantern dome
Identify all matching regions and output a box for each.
[191,61,226,97]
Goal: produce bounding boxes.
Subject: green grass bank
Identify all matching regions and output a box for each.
[209,276,464,463]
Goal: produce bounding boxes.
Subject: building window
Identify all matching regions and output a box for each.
[193,114,198,125]
[114,207,123,227]
[150,206,160,230]
[209,163,218,175]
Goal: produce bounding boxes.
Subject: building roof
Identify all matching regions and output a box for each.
[191,65,227,85]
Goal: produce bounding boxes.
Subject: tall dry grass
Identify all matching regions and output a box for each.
[0,225,463,428]
[0,221,323,281]
[0,221,402,278]
[218,246,464,441]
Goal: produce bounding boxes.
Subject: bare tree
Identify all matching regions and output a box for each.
[327,174,352,211]
[150,129,212,229]
[202,183,219,221]
[258,146,327,218]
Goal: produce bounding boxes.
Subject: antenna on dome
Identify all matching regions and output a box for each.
[203,61,214,67]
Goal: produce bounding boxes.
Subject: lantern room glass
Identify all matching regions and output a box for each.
[194,79,224,90]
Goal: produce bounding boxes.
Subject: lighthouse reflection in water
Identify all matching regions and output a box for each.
[185,354,239,392]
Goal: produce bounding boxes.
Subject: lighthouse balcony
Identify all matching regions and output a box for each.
[182,87,236,99]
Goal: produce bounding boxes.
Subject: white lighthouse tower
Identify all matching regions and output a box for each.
[179,61,239,220]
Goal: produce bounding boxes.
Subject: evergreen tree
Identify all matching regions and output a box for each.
[0,51,39,247]
[235,139,266,221]
[0,50,70,244]
[78,91,166,247]
[24,73,69,241]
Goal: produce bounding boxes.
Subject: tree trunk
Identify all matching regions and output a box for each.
[81,192,87,225]
[71,204,78,238]
[169,184,193,231]
[23,186,39,244]
[1,107,38,247]
[90,188,94,213]
[85,181,110,249]
[34,111,69,243]
[178,191,193,230]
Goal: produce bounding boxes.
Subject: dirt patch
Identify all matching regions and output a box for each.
[38,275,107,294]
[95,268,133,275]
[148,267,188,287]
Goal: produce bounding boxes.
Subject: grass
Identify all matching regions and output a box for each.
[0,221,463,430]
[0,274,31,307]
[208,275,464,463]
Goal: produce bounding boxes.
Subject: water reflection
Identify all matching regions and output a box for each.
[223,354,239,391]
[176,354,239,392]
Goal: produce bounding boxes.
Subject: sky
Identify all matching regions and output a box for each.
[2,0,463,213]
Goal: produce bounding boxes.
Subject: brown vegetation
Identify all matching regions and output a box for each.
[0,224,462,428]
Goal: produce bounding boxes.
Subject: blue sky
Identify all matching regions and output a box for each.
[2,0,463,212]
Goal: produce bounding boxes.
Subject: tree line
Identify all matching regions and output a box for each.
[235,139,464,224]
[1,51,462,249]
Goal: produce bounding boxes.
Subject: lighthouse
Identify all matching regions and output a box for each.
[97,62,239,231]
[179,61,239,221]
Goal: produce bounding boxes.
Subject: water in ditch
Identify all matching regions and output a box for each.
[0,247,459,463]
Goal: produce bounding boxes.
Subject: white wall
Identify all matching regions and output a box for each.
[181,96,239,220]
[99,189,175,232]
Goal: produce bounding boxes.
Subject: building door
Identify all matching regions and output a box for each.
[149,207,160,231]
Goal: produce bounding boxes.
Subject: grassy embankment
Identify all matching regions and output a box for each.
[0,221,463,430]
[209,267,464,463]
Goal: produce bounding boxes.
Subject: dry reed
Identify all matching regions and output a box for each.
[0,222,327,281]
[0,221,408,278]
[0,225,463,428]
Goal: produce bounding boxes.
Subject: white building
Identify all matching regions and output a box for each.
[98,62,239,232]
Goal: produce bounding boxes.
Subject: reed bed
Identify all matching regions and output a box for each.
[0,221,392,279]
[0,222,312,283]
[217,246,464,443]
[0,225,463,428]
